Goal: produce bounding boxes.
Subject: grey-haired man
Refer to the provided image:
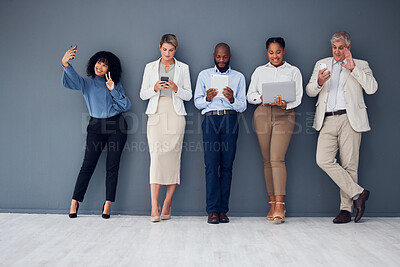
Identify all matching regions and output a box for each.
[306,31,378,223]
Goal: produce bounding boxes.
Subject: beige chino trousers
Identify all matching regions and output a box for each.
[316,114,364,212]
[254,105,295,196]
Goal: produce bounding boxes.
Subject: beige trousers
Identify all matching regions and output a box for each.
[254,105,295,196]
[316,114,364,212]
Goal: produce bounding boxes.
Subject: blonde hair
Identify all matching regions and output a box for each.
[159,34,178,48]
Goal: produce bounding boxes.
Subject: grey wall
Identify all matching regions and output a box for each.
[1,0,399,216]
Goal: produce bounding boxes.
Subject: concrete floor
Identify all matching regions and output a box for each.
[0,213,399,266]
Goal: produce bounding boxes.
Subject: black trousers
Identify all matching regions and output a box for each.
[72,114,127,202]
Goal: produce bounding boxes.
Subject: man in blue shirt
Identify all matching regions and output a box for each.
[194,43,246,224]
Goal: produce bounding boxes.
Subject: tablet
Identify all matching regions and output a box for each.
[262,81,296,104]
[211,74,229,98]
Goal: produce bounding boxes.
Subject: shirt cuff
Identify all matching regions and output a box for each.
[251,95,262,104]
[195,96,210,110]
[286,102,295,110]
[110,88,123,99]
[63,64,73,71]
[231,99,238,110]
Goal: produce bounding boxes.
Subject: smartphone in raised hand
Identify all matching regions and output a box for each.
[69,44,77,60]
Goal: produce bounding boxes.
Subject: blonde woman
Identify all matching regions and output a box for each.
[140,34,192,222]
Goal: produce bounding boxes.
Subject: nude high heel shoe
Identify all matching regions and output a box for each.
[151,203,161,223]
[266,201,275,221]
[150,215,160,222]
[272,202,286,223]
[161,207,171,220]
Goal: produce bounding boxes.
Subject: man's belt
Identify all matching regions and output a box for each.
[205,110,237,116]
[325,110,347,117]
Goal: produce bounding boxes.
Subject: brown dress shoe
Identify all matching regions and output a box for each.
[219,212,230,223]
[207,212,219,224]
[333,210,351,224]
[354,189,370,223]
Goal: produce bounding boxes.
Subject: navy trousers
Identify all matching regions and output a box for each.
[202,114,239,214]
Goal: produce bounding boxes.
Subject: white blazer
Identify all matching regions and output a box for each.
[140,58,192,115]
[306,57,378,132]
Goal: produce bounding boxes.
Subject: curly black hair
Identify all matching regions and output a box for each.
[86,51,122,84]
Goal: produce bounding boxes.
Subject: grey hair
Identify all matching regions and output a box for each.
[330,31,351,46]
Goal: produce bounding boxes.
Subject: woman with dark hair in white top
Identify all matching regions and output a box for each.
[247,37,303,223]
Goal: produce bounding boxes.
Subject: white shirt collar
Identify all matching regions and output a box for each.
[265,61,289,69]
[214,65,231,74]
[333,58,347,65]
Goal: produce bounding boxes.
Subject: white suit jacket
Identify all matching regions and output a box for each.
[140,58,192,115]
[306,57,378,132]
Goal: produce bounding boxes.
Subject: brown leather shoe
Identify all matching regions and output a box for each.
[219,212,230,223]
[207,212,219,224]
[333,210,351,224]
[354,189,370,223]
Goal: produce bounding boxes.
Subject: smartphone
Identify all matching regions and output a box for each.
[319,63,327,73]
[69,44,77,60]
[161,76,169,82]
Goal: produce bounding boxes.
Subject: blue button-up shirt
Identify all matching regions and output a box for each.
[194,66,247,115]
[62,65,131,118]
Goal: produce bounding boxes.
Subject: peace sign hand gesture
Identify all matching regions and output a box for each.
[105,72,114,91]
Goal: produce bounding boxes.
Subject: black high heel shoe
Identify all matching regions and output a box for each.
[102,202,110,219]
[69,202,79,218]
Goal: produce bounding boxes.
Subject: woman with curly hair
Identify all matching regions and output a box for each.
[61,48,131,219]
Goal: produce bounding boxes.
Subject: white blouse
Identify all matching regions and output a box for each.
[247,62,303,109]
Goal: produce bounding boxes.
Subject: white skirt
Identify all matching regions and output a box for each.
[147,97,185,185]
